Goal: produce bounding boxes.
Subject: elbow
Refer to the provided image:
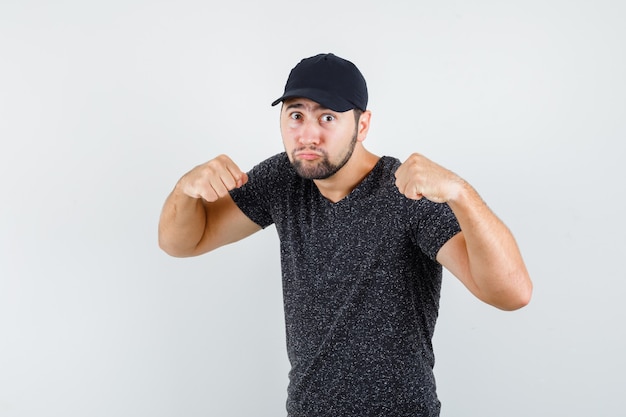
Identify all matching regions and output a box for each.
[497,290,532,311]
[158,233,196,258]
[158,231,176,256]
[159,239,183,258]
[514,270,534,310]
[158,232,215,258]
[493,272,533,311]
[517,279,533,309]
[159,244,197,258]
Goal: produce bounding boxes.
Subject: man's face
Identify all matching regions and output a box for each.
[280,98,359,180]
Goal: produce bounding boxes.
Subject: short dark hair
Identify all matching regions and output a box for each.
[353,108,363,125]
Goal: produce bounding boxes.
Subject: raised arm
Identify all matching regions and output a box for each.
[158,154,261,257]
[395,153,532,311]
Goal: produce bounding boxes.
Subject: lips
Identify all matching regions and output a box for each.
[294,149,323,160]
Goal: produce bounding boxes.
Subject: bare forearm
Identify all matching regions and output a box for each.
[158,186,207,257]
[395,153,532,309]
[448,181,532,309]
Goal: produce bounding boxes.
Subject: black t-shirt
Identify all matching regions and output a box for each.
[230,153,461,417]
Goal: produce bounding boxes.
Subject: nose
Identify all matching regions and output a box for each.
[298,120,320,145]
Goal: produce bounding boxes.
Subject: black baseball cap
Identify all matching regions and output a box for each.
[271,53,368,112]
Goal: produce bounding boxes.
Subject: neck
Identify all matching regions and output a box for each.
[313,145,380,203]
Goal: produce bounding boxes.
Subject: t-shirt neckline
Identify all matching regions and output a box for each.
[313,156,391,206]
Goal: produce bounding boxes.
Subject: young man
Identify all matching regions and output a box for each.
[158,53,532,417]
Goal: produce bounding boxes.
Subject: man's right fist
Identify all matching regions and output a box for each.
[177,154,248,202]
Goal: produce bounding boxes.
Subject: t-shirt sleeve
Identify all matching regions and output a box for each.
[229,154,284,229]
[414,200,462,261]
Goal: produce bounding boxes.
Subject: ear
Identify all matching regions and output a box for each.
[356,110,372,142]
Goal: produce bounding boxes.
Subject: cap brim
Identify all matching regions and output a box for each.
[271,88,355,112]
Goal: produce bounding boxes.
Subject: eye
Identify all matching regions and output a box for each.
[289,112,302,120]
[320,114,335,123]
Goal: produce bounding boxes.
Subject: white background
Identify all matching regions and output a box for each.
[1,0,625,416]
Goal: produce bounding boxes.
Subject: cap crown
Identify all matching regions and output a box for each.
[272,53,368,112]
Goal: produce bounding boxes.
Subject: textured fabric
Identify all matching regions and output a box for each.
[229,153,461,417]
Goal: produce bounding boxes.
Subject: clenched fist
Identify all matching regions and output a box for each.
[394,153,464,203]
[178,154,248,202]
